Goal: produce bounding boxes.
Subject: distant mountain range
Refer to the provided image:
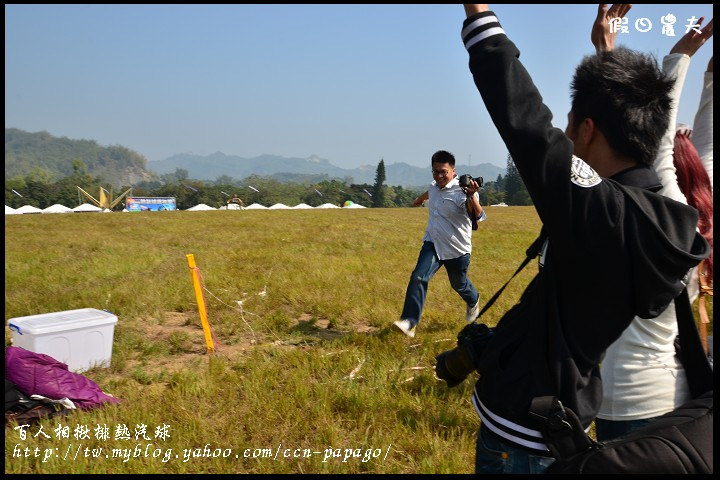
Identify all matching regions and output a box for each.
[5,128,154,187]
[4,128,505,188]
[149,152,505,188]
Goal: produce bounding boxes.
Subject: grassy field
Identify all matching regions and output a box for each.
[4,207,712,473]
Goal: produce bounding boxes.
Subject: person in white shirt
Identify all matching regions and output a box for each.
[393,150,486,338]
[595,10,713,442]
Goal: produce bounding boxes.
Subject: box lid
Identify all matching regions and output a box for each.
[8,308,118,335]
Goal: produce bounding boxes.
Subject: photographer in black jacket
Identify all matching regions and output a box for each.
[445,4,710,474]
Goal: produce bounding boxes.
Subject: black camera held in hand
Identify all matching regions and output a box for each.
[459,174,484,190]
[435,322,494,388]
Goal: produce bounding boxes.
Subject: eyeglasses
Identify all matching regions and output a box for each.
[432,169,452,177]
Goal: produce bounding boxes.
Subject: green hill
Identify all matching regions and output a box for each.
[4,128,156,187]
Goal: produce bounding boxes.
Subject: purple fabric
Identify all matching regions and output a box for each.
[5,346,120,409]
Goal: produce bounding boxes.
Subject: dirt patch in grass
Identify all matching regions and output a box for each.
[293,312,378,337]
[117,310,379,380]
[117,312,251,377]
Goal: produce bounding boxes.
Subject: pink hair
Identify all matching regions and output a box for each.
[673,132,713,284]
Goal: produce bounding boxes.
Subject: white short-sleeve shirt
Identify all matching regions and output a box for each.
[422,177,476,260]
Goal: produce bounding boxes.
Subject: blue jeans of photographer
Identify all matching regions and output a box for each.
[400,241,478,327]
[594,417,657,442]
[475,424,555,474]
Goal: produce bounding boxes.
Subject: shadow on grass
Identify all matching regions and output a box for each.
[290,319,346,341]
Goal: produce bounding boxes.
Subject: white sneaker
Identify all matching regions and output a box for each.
[393,319,416,338]
[466,298,481,323]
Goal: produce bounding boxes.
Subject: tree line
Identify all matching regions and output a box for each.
[5,156,530,210]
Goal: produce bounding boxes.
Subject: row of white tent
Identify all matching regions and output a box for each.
[5,203,110,214]
[189,202,367,211]
[6,202,367,214]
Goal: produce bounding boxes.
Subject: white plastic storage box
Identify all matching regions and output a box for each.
[8,308,118,372]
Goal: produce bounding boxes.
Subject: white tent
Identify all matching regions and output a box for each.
[245,203,267,210]
[5,205,20,215]
[186,204,216,211]
[73,203,102,213]
[15,205,43,214]
[42,204,74,214]
[268,203,290,209]
[343,203,366,209]
[316,203,341,209]
[490,202,509,207]
[292,203,313,209]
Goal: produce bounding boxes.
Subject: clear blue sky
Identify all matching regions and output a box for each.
[5,4,714,171]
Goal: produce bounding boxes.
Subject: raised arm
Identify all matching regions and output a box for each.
[669,18,712,57]
[591,4,632,54]
[653,17,713,204]
[691,56,713,192]
[461,4,577,231]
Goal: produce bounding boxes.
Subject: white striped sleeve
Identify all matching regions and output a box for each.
[461,12,505,51]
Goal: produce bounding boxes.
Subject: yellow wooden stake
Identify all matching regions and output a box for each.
[186,254,215,354]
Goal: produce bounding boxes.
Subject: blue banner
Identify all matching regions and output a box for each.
[126,197,176,212]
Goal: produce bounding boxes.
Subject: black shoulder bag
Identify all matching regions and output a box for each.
[531,289,713,474]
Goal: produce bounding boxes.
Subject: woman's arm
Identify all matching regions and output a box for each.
[691,57,713,192]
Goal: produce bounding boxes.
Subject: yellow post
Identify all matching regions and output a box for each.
[186,254,215,353]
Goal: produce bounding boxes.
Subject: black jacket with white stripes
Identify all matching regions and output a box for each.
[460,11,709,454]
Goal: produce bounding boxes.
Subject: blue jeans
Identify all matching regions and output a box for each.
[475,424,555,474]
[400,241,478,327]
[594,417,658,442]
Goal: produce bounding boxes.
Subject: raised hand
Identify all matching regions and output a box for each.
[464,4,489,17]
[670,18,714,57]
[591,4,632,53]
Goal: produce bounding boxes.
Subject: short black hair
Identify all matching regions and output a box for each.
[570,47,673,166]
[431,150,456,167]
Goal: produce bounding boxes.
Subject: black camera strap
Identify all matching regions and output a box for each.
[474,230,547,321]
[465,197,479,231]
